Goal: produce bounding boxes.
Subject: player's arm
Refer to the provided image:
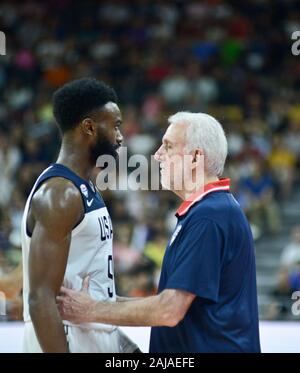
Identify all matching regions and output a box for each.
[58,287,195,327]
[28,178,83,353]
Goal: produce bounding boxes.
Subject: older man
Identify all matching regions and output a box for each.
[58,112,261,353]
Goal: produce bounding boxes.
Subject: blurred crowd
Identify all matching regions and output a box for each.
[0,0,300,321]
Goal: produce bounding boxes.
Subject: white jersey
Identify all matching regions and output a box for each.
[22,163,116,332]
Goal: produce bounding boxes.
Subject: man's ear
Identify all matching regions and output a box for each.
[81,118,95,136]
[192,149,203,163]
[190,148,204,172]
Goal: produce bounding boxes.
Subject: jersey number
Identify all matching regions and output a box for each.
[107,255,114,298]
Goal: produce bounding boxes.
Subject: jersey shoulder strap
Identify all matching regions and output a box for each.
[30,163,106,213]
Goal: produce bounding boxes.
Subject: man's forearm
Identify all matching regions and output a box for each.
[116,296,141,302]
[91,293,174,327]
[30,295,69,353]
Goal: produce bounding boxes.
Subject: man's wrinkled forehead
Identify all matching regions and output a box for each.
[163,121,187,145]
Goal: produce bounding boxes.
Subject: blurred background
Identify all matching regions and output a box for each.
[0,0,300,327]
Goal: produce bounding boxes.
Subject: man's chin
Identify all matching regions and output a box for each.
[160,177,171,191]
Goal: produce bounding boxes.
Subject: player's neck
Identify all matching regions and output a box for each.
[56,138,92,181]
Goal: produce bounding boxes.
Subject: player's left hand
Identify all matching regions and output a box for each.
[57,276,96,324]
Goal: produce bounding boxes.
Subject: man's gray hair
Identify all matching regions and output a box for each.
[168,112,228,177]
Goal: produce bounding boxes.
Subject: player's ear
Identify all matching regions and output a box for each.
[81,118,96,136]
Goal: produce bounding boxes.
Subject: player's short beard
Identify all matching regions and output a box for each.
[90,138,119,166]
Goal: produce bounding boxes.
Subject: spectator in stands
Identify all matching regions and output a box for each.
[280,226,300,269]
[268,136,297,200]
[267,226,300,320]
[240,162,281,236]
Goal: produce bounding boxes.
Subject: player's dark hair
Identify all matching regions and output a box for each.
[52,77,117,133]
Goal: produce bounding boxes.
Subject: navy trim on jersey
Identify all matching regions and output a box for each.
[26,163,106,237]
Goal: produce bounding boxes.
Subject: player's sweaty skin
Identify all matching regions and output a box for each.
[28,178,83,352]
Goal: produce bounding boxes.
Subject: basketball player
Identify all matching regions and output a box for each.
[22,78,139,352]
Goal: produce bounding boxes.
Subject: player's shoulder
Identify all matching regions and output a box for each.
[31,177,83,214]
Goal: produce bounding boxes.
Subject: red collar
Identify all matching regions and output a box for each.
[176,178,231,217]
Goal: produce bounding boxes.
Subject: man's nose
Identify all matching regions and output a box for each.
[116,130,123,145]
[154,145,164,161]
